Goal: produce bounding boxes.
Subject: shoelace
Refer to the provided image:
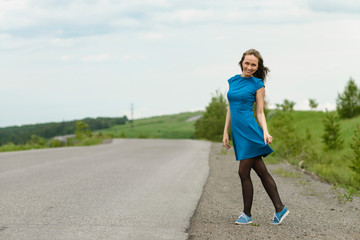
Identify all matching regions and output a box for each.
[272,213,279,222]
[239,213,249,221]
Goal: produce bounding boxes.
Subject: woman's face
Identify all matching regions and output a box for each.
[241,54,259,77]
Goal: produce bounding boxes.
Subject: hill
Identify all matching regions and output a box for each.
[96,111,203,139]
[0,116,127,145]
[267,110,360,192]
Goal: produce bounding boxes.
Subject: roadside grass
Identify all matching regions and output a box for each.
[273,167,302,178]
[0,143,44,152]
[266,110,360,193]
[0,135,111,152]
[96,111,203,139]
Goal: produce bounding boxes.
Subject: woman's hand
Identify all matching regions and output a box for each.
[223,132,231,149]
[264,132,273,145]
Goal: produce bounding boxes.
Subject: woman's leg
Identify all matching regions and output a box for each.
[238,157,255,216]
[252,157,284,212]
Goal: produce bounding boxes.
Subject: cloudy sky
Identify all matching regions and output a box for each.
[1,0,360,127]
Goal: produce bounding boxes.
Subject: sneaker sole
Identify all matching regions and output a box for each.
[270,210,289,225]
[234,221,252,225]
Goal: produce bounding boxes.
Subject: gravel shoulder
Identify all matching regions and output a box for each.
[187,143,360,240]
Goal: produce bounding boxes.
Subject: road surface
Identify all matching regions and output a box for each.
[0,139,211,240]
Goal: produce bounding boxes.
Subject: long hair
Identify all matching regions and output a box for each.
[239,49,270,83]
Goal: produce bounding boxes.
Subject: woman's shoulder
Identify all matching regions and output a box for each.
[251,76,263,83]
[227,74,241,84]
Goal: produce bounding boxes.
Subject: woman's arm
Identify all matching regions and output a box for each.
[256,87,273,145]
[223,106,231,149]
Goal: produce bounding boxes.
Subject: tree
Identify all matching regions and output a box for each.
[322,110,343,150]
[275,99,296,112]
[350,125,360,186]
[195,90,227,141]
[75,121,92,140]
[29,135,46,147]
[309,99,318,109]
[336,78,360,118]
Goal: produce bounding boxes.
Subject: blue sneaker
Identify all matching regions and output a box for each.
[271,206,289,225]
[235,213,252,225]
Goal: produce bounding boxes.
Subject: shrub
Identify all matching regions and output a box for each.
[29,135,47,147]
[309,99,318,109]
[75,121,92,140]
[49,139,65,148]
[322,111,343,150]
[336,78,360,118]
[268,111,301,158]
[275,99,296,112]
[194,90,227,141]
[350,125,360,186]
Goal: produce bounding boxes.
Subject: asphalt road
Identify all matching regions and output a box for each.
[0,139,211,240]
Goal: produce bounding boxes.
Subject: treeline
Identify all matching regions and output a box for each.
[0,116,128,146]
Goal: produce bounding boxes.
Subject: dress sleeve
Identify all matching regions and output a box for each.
[256,79,265,90]
[227,76,235,85]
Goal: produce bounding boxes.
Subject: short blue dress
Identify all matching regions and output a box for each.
[227,74,273,161]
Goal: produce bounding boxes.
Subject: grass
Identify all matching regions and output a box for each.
[266,110,360,191]
[273,167,301,178]
[96,111,203,139]
[0,135,111,152]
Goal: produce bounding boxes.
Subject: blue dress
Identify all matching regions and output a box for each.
[227,75,273,161]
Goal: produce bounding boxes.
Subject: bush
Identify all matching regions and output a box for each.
[350,125,360,186]
[195,90,227,141]
[268,111,317,166]
[29,135,47,147]
[275,99,296,112]
[322,111,343,150]
[75,121,92,140]
[309,99,318,109]
[268,111,301,158]
[49,139,65,148]
[336,78,360,118]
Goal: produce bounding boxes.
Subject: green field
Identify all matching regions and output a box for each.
[267,110,360,191]
[96,111,203,139]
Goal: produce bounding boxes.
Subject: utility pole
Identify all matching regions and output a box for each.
[131,103,134,128]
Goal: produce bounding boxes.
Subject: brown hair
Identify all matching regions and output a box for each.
[239,49,270,83]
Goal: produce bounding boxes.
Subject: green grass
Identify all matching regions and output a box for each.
[0,143,44,152]
[267,110,360,190]
[273,167,301,178]
[96,111,203,139]
[0,135,111,152]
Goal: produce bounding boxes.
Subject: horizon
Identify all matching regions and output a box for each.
[1,0,359,127]
[0,107,334,128]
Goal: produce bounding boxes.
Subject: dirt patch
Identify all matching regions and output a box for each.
[187,143,360,240]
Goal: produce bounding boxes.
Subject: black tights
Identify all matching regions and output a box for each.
[238,156,284,217]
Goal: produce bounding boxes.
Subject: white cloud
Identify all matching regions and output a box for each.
[169,9,214,23]
[122,54,146,61]
[141,32,165,40]
[60,55,71,61]
[82,53,110,62]
[307,0,360,14]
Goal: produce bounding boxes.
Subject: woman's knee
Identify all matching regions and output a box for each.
[238,158,254,180]
[238,168,251,181]
[255,168,269,179]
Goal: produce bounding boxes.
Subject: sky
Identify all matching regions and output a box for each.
[1,0,360,127]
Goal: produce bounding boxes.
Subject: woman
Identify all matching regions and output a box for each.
[222,49,289,225]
